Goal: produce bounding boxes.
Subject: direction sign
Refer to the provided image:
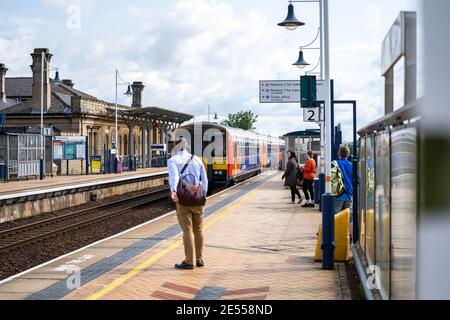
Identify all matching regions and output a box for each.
[259,80,300,103]
[303,107,322,123]
[260,80,326,104]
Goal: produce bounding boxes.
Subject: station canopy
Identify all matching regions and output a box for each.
[118,106,193,125]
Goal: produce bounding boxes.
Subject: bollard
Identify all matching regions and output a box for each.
[314,179,321,205]
[319,173,325,212]
[322,193,335,270]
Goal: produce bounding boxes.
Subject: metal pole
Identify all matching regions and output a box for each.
[40,52,44,180]
[115,69,119,157]
[330,79,335,161]
[321,0,335,270]
[352,101,359,244]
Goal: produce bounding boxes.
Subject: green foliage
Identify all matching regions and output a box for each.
[220,110,258,131]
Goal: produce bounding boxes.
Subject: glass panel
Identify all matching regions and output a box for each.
[375,132,391,299]
[19,136,26,148]
[365,135,376,267]
[359,138,366,249]
[19,150,27,162]
[391,127,417,300]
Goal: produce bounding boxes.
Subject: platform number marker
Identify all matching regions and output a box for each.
[303,108,321,123]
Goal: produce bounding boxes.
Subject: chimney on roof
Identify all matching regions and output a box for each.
[62,79,74,88]
[0,63,7,102]
[131,81,145,108]
[30,48,53,112]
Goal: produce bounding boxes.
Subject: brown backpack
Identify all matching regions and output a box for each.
[176,155,206,207]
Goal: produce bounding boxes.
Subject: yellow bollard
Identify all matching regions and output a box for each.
[315,209,351,262]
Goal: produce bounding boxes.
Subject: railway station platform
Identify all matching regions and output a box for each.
[0,168,169,224]
[0,171,352,300]
[0,168,168,197]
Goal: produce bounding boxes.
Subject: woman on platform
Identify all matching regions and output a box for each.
[282,151,302,204]
[302,150,317,208]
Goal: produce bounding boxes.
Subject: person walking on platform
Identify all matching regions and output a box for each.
[302,150,316,208]
[282,151,303,204]
[168,138,208,270]
[334,146,353,214]
[332,146,354,241]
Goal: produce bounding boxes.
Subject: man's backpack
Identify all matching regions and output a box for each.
[176,155,206,206]
[331,160,346,197]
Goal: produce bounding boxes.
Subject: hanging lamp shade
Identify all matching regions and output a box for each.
[293,50,310,69]
[53,70,61,83]
[277,3,305,31]
[124,84,133,97]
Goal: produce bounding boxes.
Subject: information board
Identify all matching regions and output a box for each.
[53,140,63,160]
[64,143,76,160]
[53,136,87,160]
[259,80,326,104]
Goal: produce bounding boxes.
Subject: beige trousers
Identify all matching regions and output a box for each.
[176,204,204,265]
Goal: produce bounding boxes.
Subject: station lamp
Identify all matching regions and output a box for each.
[53,69,62,83]
[124,84,133,97]
[293,50,310,69]
[277,2,305,31]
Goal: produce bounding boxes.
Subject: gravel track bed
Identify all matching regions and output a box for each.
[0,197,174,280]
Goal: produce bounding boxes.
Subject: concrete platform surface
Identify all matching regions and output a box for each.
[0,171,351,300]
[0,168,167,197]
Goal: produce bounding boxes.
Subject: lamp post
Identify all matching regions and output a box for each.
[114,69,133,157]
[278,0,335,270]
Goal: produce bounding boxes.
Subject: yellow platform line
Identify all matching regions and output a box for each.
[86,179,268,300]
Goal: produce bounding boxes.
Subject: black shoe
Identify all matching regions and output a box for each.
[309,204,315,208]
[301,203,310,208]
[196,259,205,267]
[175,261,194,270]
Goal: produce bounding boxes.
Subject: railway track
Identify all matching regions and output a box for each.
[0,186,170,254]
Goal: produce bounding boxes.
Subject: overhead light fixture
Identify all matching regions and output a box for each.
[293,50,310,69]
[277,3,305,31]
[124,84,133,97]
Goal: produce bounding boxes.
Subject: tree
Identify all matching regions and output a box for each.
[220,110,258,131]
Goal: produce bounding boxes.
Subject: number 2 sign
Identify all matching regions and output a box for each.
[303,108,321,123]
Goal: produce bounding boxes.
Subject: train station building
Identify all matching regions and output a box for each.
[0,48,192,176]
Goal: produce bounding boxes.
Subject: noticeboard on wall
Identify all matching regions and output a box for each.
[53,136,87,160]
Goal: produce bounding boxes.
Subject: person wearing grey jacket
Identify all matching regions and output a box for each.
[282,151,302,204]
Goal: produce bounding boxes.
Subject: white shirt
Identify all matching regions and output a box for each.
[168,149,208,193]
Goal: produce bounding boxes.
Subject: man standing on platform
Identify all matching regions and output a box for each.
[168,138,208,270]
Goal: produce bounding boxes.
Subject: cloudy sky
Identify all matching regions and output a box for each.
[0,0,421,140]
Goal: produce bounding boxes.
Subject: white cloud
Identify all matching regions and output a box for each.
[0,0,393,141]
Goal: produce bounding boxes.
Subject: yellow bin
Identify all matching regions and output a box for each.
[315,209,351,262]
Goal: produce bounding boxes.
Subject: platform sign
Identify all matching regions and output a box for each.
[259,80,326,104]
[91,156,102,174]
[303,107,322,123]
[259,80,300,103]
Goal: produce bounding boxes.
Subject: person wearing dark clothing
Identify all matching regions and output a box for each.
[282,151,302,204]
[302,150,317,208]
